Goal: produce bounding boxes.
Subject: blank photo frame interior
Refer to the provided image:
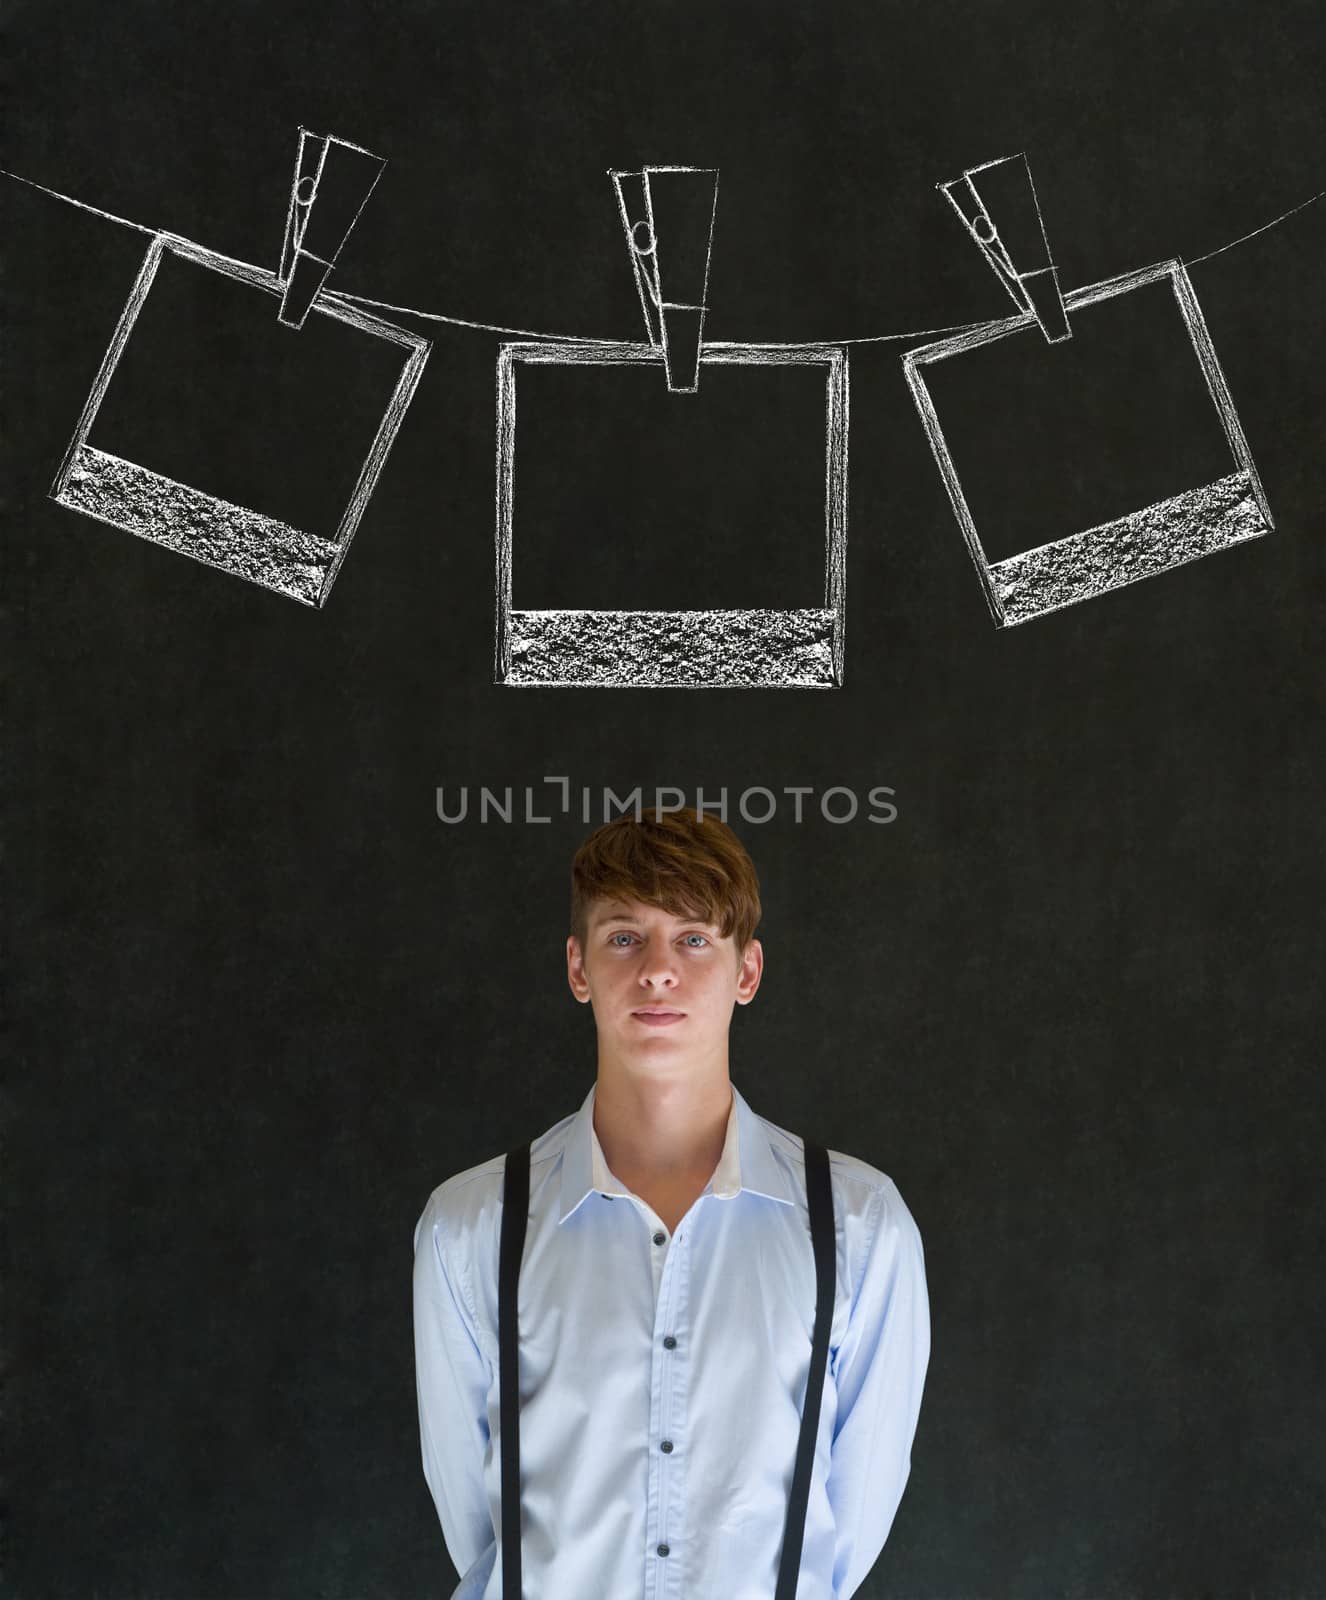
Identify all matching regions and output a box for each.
[904,259,1273,627]
[495,341,849,688]
[51,232,430,607]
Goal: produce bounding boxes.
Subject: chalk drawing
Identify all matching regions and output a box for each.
[49,132,429,606]
[907,154,1272,625]
[495,340,849,687]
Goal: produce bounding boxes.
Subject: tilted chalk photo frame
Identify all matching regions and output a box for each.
[904,259,1273,627]
[50,231,431,608]
[495,341,849,688]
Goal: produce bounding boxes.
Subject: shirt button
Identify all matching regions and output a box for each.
[657,1543,670,1557]
[652,1230,666,1245]
[661,1439,674,1453]
[662,1335,677,1349]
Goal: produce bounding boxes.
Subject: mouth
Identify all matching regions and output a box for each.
[632,1008,686,1026]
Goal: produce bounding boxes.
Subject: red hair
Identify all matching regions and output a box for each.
[570,807,762,953]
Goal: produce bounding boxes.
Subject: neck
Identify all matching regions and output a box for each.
[592,1061,734,1186]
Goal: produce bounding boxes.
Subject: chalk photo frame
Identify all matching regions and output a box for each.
[494,341,850,688]
[903,259,1274,627]
[50,231,431,608]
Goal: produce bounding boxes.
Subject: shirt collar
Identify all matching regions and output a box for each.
[558,1078,796,1223]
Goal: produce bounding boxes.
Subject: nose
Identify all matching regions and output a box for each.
[638,944,680,990]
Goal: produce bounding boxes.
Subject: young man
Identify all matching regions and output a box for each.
[413,808,929,1598]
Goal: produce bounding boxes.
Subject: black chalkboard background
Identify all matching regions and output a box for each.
[5,2,1325,1595]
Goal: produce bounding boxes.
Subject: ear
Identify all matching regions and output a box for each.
[566,933,592,1004]
[734,938,764,1006]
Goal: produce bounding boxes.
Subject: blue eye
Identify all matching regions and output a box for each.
[609,932,637,947]
[682,933,709,947]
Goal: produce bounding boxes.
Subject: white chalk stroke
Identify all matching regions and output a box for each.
[496,165,848,688]
[495,341,850,688]
[49,132,430,607]
[611,166,719,392]
[938,152,1072,345]
[906,153,1272,626]
[278,130,385,329]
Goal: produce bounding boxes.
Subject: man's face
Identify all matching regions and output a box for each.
[566,897,763,1074]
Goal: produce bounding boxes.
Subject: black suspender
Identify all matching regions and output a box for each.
[498,1134,835,1599]
[498,1140,531,1600]
[774,1135,834,1600]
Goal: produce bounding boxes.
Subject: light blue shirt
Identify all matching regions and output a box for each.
[412,1080,929,1599]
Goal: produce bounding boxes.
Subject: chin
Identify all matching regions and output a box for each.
[620,1035,686,1059]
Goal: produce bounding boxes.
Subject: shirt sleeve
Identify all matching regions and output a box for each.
[412,1195,498,1584]
[826,1179,931,1598]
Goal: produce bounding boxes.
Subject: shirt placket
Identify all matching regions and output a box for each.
[640,1205,693,1600]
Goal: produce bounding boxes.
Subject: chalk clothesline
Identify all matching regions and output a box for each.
[4,165,1324,348]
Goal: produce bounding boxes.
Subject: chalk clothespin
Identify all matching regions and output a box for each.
[610,165,719,392]
[278,129,386,329]
[939,153,1071,344]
